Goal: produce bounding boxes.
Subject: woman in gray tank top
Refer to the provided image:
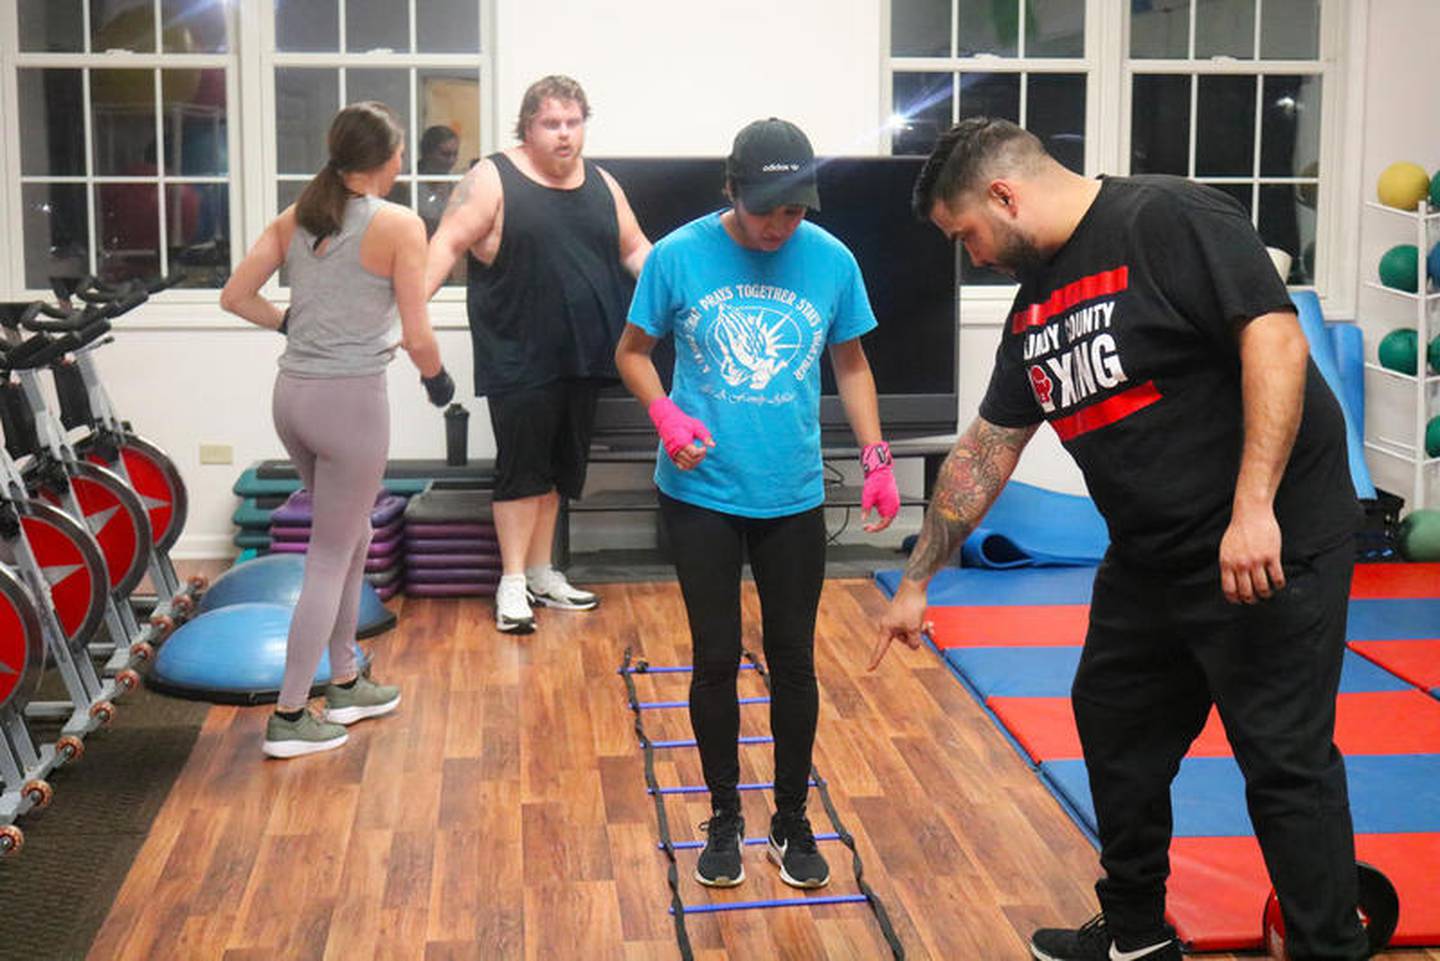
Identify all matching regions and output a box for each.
[221,102,455,758]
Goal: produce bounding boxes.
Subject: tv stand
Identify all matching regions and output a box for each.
[559,436,956,579]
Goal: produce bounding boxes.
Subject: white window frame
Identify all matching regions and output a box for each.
[0,0,494,323]
[0,0,240,305]
[883,0,1365,322]
[254,0,495,303]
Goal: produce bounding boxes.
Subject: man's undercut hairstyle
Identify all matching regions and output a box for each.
[514,74,591,142]
[911,117,1049,221]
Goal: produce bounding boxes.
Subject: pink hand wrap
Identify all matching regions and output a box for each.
[861,441,899,521]
[647,397,714,462]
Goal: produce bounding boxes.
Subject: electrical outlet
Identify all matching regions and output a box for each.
[199,443,233,465]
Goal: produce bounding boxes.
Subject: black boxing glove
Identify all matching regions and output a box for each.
[421,367,455,407]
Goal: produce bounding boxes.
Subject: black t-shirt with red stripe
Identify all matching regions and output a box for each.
[979,175,1359,572]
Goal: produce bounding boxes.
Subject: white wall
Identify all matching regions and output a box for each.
[8,0,1434,557]
[1354,0,1440,514]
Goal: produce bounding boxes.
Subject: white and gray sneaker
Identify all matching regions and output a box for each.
[525,566,599,611]
[495,574,536,634]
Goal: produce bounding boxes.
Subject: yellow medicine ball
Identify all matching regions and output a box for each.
[1376,161,1432,211]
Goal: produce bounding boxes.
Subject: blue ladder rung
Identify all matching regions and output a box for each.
[650,735,774,749]
[620,663,758,675]
[648,779,817,796]
[671,894,869,915]
[663,832,840,851]
[634,696,770,710]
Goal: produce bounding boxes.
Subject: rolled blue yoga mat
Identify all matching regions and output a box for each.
[959,481,1109,568]
[1291,291,1376,499]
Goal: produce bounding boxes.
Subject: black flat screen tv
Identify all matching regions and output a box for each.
[592,155,958,449]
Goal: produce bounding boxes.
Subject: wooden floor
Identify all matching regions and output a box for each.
[87,578,1439,961]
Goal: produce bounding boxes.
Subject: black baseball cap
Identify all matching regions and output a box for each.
[726,118,821,213]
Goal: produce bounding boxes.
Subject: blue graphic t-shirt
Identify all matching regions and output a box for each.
[628,212,878,517]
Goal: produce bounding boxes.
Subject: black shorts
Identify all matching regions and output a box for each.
[487,379,601,501]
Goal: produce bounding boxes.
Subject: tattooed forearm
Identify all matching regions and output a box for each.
[903,419,1035,583]
[444,168,477,214]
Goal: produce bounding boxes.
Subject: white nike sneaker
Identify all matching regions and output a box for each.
[1029,914,1181,961]
[525,566,599,611]
[495,574,536,634]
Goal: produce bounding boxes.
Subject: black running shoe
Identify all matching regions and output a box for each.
[1030,914,1181,961]
[694,810,745,887]
[767,810,829,889]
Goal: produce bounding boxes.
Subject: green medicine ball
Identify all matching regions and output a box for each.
[1378,328,1419,375]
[1428,415,1440,459]
[1431,332,1440,374]
[1398,509,1440,562]
[1432,169,1440,208]
[1378,244,1420,293]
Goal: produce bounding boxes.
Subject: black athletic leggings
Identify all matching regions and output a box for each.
[658,492,827,816]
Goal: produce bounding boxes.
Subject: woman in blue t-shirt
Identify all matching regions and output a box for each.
[615,119,900,891]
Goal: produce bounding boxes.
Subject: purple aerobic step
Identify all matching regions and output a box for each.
[404,567,502,585]
[268,532,404,563]
[405,552,501,569]
[271,490,408,528]
[403,522,496,540]
[366,565,401,587]
[403,537,499,554]
[270,515,404,543]
[404,581,497,597]
[373,580,401,601]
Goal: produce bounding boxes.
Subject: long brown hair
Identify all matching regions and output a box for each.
[295,101,404,240]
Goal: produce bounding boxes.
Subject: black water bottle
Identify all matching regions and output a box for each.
[444,402,468,466]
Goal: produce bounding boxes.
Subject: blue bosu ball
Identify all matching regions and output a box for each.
[199,553,396,638]
[150,602,370,703]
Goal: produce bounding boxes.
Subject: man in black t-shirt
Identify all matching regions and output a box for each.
[870,119,1367,961]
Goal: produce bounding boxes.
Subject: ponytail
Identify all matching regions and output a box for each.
[295,162,352,242]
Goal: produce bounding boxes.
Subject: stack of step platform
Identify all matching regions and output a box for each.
[268,491,410,600]
[403,483,502,597]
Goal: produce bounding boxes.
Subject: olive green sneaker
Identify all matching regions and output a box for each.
[263,710,348,758]
[323,674,401,725]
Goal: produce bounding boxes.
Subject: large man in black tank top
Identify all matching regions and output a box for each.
[870,120,1369,961]
[426,75,651,634]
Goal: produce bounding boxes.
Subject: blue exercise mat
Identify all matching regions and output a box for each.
[1043,754,1440,838]
[958,481,1110,568]
[1291,291,1376,499]
[1348,599,1440,640]
[873,565,1099,606]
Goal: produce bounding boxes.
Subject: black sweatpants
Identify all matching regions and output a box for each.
[658,492,826,816]
[1074,541,1369,960]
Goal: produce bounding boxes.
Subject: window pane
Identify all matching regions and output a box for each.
[419,69,482,172]
[276,68,339,174]
[418,180,454,239]
[349,69,412,172]
[958,73,1019,123]
[275,0,338,52]
[1195,74,1256,177]
[1027,74,1086,173]
[418,0,482,53]
[1130,74,1190,174]
[92,69,157,177]
[22,184,89,290]
[163,69,227,175]
[1258,183,1313,284]
[161,0,229,52]
[18,0,84,52]
[1130,0,1189,59]
[168,183,229,287]
[1260,75,1320,179]
[90,0,156,52]
[892,0,950,57]
[276,180,305,286]
[1260,0,1319,59]
[19,70,86,176]
[1027,0,1084,57]
[385,182,412,207]
[347,0,408,52]
[1195,0,1255,59]
[96,182,160,284]
[891,72,953,156]
[958,0,1018,57]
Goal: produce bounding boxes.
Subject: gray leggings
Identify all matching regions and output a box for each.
[272,371,389,709]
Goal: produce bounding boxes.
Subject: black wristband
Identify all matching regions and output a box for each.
[421,367,455,407]
[278,307,290,335]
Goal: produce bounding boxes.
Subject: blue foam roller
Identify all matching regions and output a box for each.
[200,553,395,638]
[1328,322,1367,438]
[1291,292,1376,499]
[151,602,369,702]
